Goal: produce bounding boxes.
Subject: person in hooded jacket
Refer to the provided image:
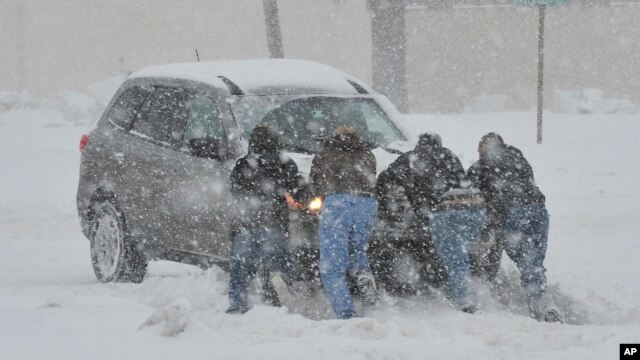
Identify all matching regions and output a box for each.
[377,133,486,313]
[310,127,378,319]
[467,133,562,323]
[226,125,304,314]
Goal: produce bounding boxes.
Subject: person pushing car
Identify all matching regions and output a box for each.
[310,127,379,319]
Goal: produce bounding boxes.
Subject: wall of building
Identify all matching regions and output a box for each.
[406,4,640,112]
[1,0,638,113]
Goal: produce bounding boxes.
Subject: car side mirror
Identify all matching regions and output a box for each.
[187,137,225,160]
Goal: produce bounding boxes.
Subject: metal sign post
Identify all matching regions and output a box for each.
[516,0,567,144]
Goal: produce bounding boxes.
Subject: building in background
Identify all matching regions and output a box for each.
[1,0,638,113]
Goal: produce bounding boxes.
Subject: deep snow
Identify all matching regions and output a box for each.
[0,95,639,359]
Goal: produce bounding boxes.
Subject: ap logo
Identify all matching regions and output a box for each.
[621,344,639,359]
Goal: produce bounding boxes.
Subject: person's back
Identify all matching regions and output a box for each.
[231,143,300,235]
[310,129,376,198]
[378,133,468,218]
[467,135,544,213]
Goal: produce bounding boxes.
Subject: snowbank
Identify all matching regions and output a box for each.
[551,88,639,114]
[1,93,639,359]
[0,74,125,126]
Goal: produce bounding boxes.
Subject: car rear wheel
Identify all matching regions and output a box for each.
[90,201,147,283]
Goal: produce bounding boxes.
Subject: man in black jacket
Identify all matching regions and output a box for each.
[310,127,378,319]
[226,125,304,314]
[377,133,486,313]
[467,133,562,323]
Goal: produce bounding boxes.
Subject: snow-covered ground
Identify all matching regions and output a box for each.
[1,96,639,359]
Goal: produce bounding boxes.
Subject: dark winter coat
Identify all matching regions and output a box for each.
[467,143,545,218]
[310,131,377,198]
[230,131,303,234]
[376,136,471,220]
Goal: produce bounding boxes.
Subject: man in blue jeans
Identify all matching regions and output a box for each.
[379,133,485,313]
[311,127,378,319]
[226,125,303,314]
[467,133,562,323]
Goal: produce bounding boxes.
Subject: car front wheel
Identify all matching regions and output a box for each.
[89,201,147,283]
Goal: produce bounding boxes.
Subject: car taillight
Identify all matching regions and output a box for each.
[79,134,90,151]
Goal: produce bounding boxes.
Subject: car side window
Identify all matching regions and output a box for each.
[184,93,225,145]
[132,86,191,147]
[106,86,150,129]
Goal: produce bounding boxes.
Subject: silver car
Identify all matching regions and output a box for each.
[76,59,408,283]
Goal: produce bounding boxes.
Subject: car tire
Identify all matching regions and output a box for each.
[89,201,147,283]
[371,245,423,296]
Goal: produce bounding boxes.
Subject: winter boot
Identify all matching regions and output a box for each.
[356,270,378,307]
[225,305,248,314]
[529,295,563,323]
[543,308,563,323]
[459,302,478,314]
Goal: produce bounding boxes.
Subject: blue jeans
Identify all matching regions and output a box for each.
[502,204,549,302]
[429,208,486,307]
[319,194,378,319]
[228,227,294,311]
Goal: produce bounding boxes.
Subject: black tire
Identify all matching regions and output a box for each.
[369,223,448,296]
[469,227,503,283]
[372,245,446,296]
[89,201,147,283]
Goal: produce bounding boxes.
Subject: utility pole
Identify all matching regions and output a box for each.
[368,0,409,113]
[536,4,545,144]
[263,0,284,58]
[516,0,567,144]
[16,0,26,90]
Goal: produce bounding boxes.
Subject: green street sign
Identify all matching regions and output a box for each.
[515,0,567,6]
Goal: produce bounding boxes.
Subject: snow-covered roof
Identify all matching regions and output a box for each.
[129,59,373,96]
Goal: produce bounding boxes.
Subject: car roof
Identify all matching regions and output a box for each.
[129,59,374,96]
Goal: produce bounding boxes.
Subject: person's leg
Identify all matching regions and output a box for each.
[261,228,295,280]
[470,211,504,282]
[348,196,378,276]
[319,194,356,319]
[502,205,555,320]
[429,209,483,310]
[503,205,548,300]
[260,227,297,308]
[228,229,260,313]
[348,196,379,306]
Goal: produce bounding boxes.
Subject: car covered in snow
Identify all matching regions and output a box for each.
[76,59,413,283]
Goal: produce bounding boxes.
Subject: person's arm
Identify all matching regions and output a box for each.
[283,158,306,201]
[466,161,482,189]
[444,149,466,188]
[518,153,537,186]
[230,157,260,199]
[230,158,248,196]
[365,149,377,189]
[309,152,326,197]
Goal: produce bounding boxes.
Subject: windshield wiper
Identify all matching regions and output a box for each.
[382,147,404,155]
[281,143,315,155]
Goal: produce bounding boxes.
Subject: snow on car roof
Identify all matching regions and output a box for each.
[129,59,373,96]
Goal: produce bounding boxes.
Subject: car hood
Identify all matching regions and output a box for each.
[283,140,415,181]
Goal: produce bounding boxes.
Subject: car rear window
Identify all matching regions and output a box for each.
[106,86,150,129]
[131,86,191,147]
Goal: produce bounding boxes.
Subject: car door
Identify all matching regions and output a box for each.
[95,84,154,238]
[125,85,191,249]
[167,91,235,263]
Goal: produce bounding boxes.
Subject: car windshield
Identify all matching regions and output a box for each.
[229,96,406,154]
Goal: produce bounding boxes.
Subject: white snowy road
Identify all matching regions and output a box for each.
[1,102,639,359]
